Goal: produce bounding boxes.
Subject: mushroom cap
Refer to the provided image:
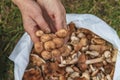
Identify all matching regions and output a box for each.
[55,29,68,38]
[44,41,56,51]
[35,30,44,37]
[30,54,45,66]
[53,38,64,48]
[40,34,52,42]
[34,42,43,53]
[41,51,52,60]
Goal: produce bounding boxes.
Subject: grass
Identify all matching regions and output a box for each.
[0,0,120,80]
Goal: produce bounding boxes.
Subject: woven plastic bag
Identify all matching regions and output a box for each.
[9,14,120,80]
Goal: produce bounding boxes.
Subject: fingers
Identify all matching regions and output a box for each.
[54,7,67,31]
[23,16,39,43]
[32,13,51,33]
[55,14,66,30]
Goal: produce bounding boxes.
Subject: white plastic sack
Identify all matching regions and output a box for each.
[9,14,120,80]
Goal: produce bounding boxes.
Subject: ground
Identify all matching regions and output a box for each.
[0,0,120,80]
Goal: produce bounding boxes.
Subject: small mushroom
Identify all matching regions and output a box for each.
[100,72,105,80]
[53,38,64,48]
[89,65,96,72]
[91,38,106,45]
[49,33,57,39]
[85,56,104,64]
[112,49,118,62]
[34,42,43,53]
[110,68,114,78]
[70,72,80,79]
[100,67,105,72]
[72,66,80,72]
[71,34,80,44]
[61,46,71,57]
[104,64,113,74]
[104,51,111,58]
[92,77,97,80]
[59,45,66,53]
[35,30,44,37]
[67,77,73,80]
[86,51,99,57]
[69,57,78,65]
[89,45,110,54]
[81,45,89,52]
[30,54,45,66]
[51,49,61,58]
[91,69,99,76]
[67,44,73,52]
[81,71,90,80]
[103,60,107,65]
[40,34,52,42]
[77,53,88,71]
[59,56,67,67]
[44,41,55,51]
[51,49,61,62]
[74,37,88,52]
[59,75,66,80]
[23,67,43,80]
[77,32,86,38]
[41,51,52,60]
[106,74,112,80]
[55,29,68,38]
[65,66,74,73]
[106,58,112,63]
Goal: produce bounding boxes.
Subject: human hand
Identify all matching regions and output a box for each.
[12,0,66,43]
[37,0,66,31]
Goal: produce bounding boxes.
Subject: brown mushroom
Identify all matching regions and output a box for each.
[59,75,66,80]
[91,69,99,77]
[55,29,68,38]
[40,34,52,42]
[52,49,61,57]
[81,71,90,80]
[51,49,61,62]
[91,38,106,45]
[61,45,71,57]
[86,51,99,57]
[23,67,43,80]
[77,53,88,71]
[34,42,43,53]
[112,48,118,62]
[41,51,52,60]
[44,41,55,51]
[71,35,80,44]
[30,54,45,66]
[74,37,88,52]
[35,30,44,37]
[53,38,64,48]
[89,45,110,54]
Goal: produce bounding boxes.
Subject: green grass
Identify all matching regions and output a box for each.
[0,0,120,80]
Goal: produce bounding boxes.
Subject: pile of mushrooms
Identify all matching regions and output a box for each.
[23,22,118,80]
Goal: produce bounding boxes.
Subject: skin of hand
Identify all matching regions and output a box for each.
[12,0,66,43]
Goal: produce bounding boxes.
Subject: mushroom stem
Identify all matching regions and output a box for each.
[86,57,104,64]
[86,51,99,57]
[91,69,99,76]
[106,74,112,80]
